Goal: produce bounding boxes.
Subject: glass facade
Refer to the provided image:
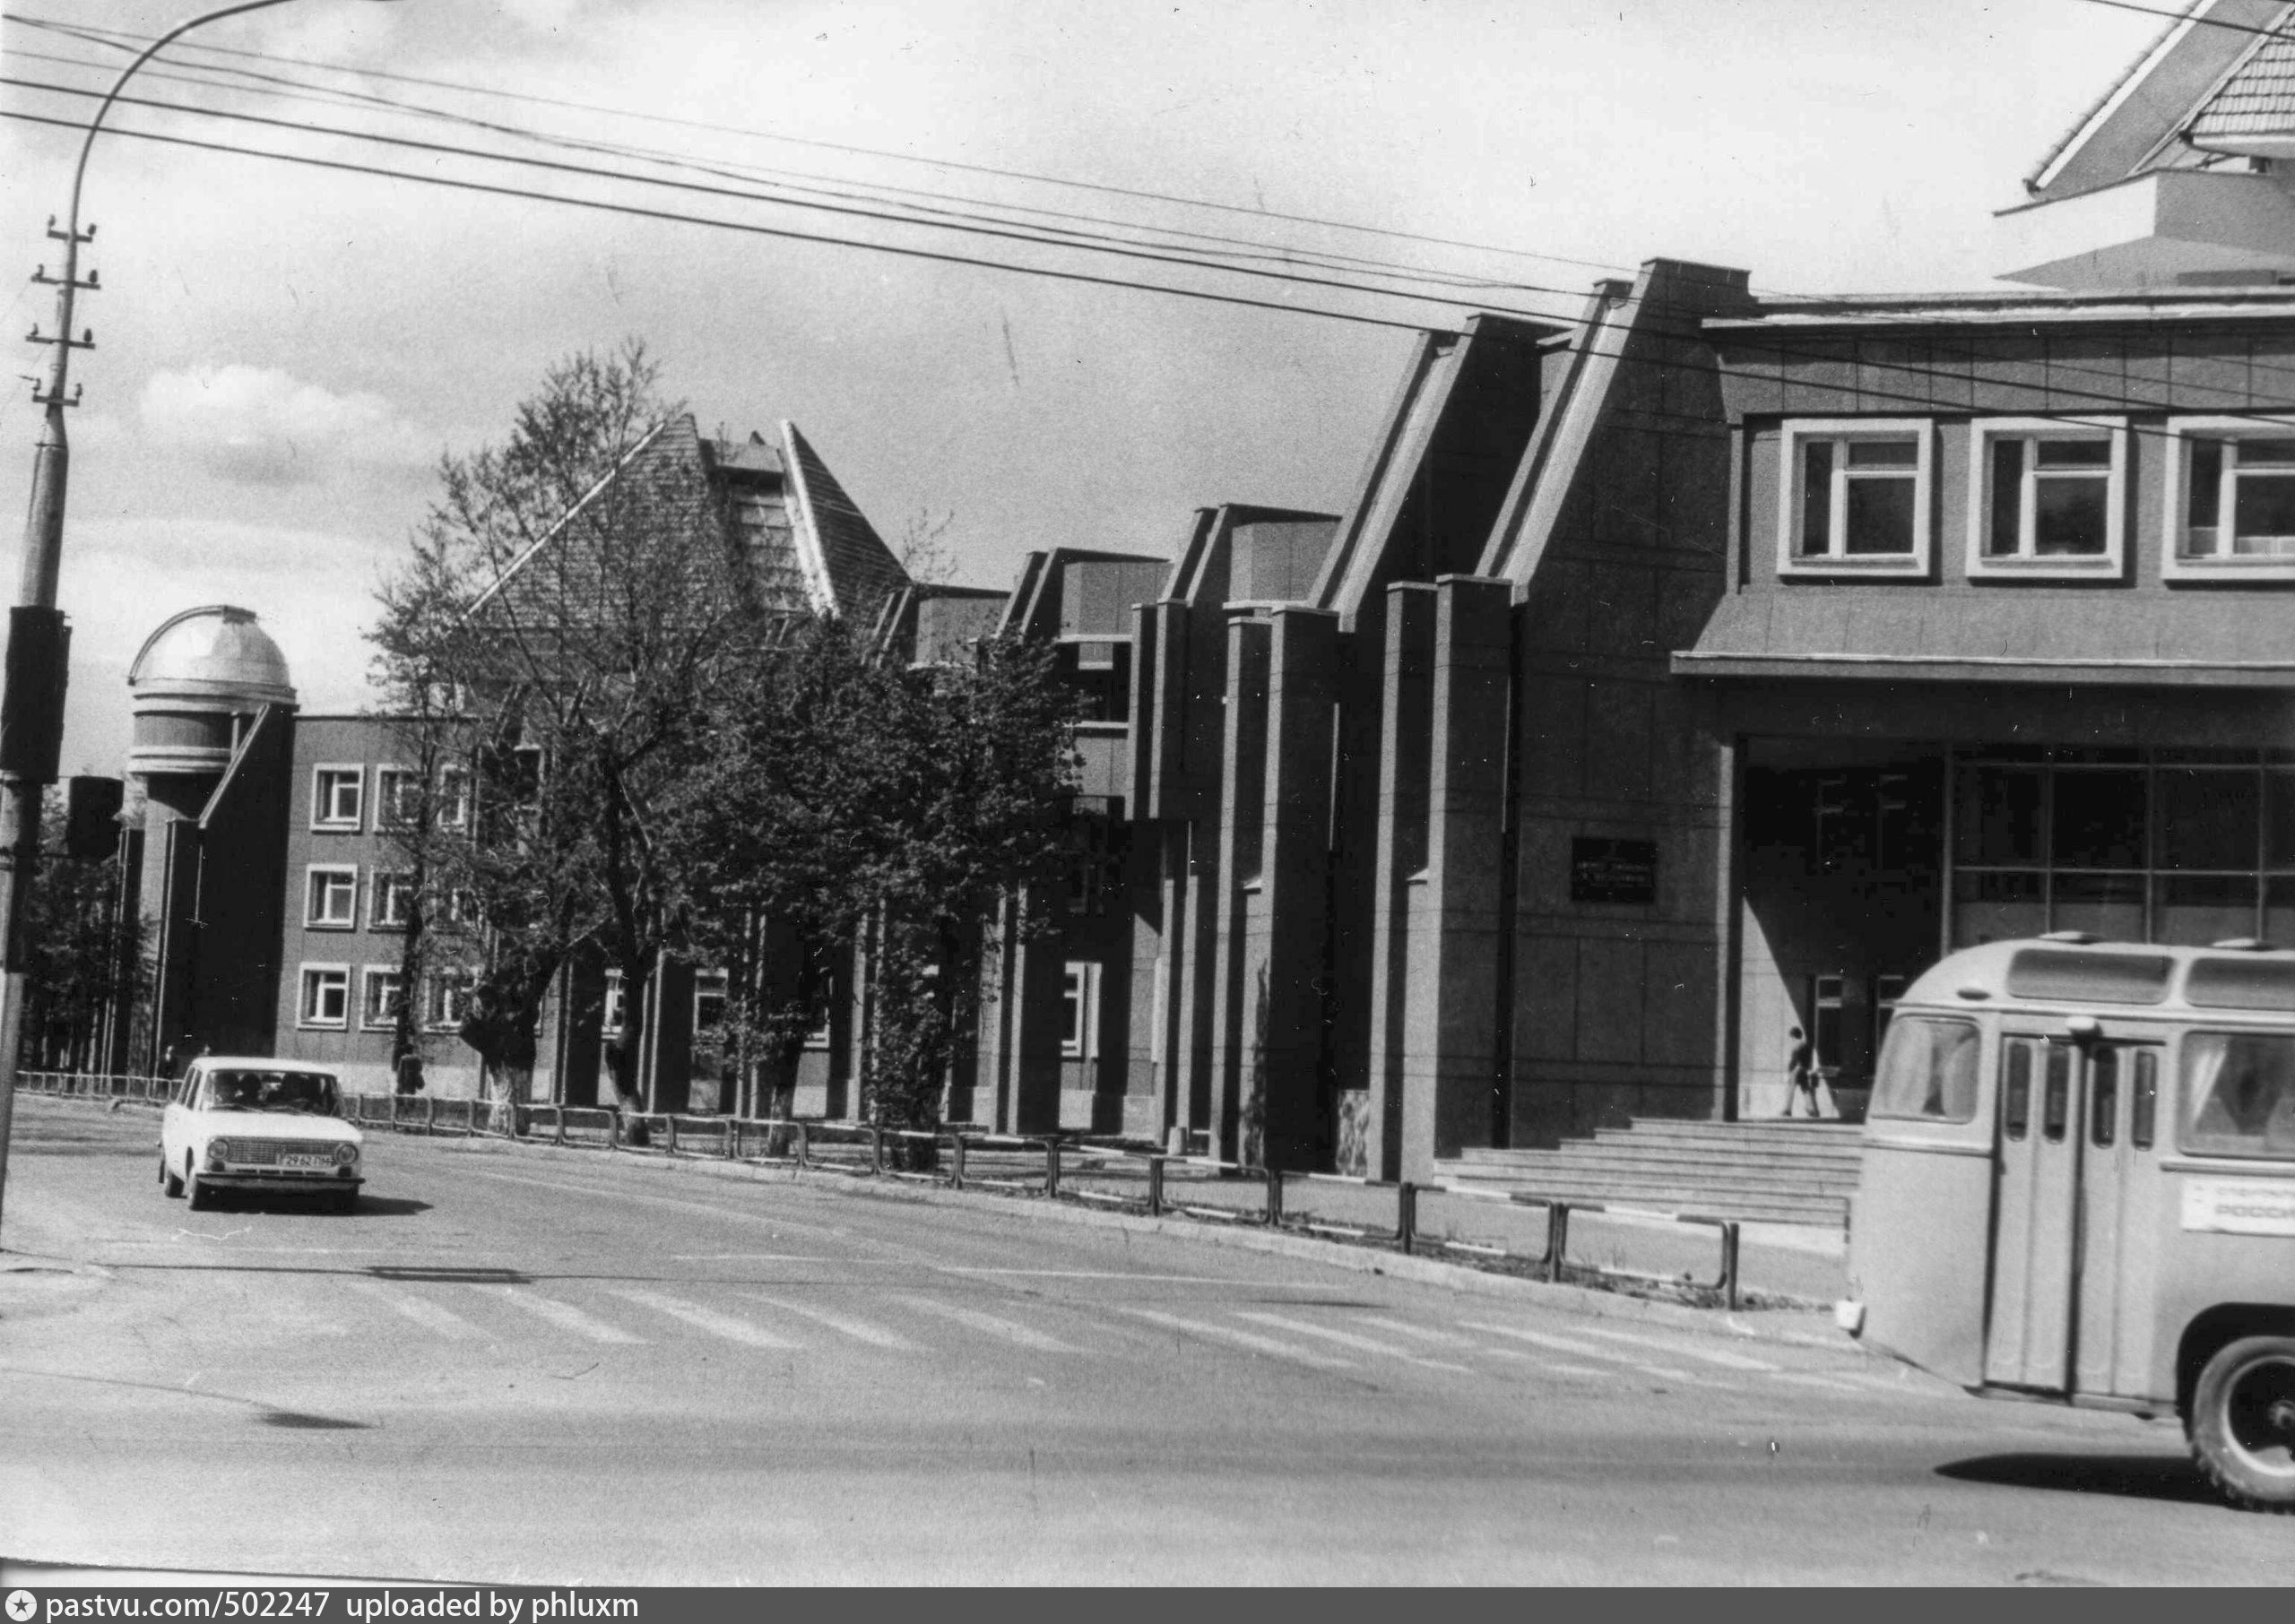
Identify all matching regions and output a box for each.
[1950,747,2295,948]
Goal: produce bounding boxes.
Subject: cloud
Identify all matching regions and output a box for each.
[137,365,435,486]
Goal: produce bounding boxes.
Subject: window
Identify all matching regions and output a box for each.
[2166,418,2295,577]
[1065,816,1119,915]
[802,1004,834,1050]
[693,970,728,1036]
[361,968,404,1031]
[375,767,423,829]
[423,971,471,1032]
[312,765,364,830]
[1779,419,1933,577]
[1869,1016,1980,1123]
[437,765,472,829]
[307,865,359,929]
[1967,419,2126,577]
[2180,1031,2295,1161]
[1061,962,1100,1060]
[602,969,626,1035]
[370,871,415,930]
[299,965,350,1029]
[444,888,480,928]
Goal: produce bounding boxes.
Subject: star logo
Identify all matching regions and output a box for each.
[4,1589,37,1623]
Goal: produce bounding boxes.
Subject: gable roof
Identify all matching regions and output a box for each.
[464,414,910,634]
[2027,1,2295,200]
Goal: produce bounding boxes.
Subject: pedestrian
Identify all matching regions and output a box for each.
[394,1049,425,1096]
[1784,1024,1820,1119]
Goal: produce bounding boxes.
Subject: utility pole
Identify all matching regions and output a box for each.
[0,0,309,1248]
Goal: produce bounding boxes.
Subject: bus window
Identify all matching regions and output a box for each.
[2131,1050,2157,1150]
[2181,1032,2295,1161]
[2004,1041,2031,1140]
[1870,1016,1980,1123]
[2091,1047,2117,1147]
[2043,1046,2071,1142]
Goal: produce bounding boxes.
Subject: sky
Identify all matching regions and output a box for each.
[0,0,2161,773]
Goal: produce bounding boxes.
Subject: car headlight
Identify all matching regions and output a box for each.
[333,1143,358,1166]
[205,1140,230,1170]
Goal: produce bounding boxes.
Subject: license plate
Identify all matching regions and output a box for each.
[280,1153,333,1170]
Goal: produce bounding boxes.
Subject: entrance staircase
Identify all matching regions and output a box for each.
[1432,1119,1864,1230]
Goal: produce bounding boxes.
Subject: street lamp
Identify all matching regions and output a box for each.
[0,0,401,1245]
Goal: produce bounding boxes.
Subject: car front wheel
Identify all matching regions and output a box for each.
[2189,1335,2295,1512]
[161,1154,183,1197]
[185,1156,212,1212]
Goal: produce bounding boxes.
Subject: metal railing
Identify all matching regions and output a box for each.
[20,1074,1745,1309]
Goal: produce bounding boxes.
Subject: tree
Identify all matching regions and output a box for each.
[681,619,1078,1145]
[370,341,778,1117]
[14,789,142,1073]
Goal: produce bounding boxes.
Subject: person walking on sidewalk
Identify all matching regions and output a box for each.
[1783,1024,1821,1119]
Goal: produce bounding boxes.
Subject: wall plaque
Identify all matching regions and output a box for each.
[1571,837,1658,904]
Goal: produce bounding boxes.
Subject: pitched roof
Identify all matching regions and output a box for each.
[2188,23,2295,142]
[780,421,910,624]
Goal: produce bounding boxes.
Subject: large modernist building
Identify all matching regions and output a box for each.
[92,6,2295,1197]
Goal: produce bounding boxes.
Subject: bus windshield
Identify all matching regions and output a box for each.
[1870,1016,1981,1123]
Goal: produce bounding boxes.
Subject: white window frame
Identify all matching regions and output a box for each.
[306,864,359,929]
[423,970,471,1032]
[1776,419,1935,579]
[1964,417,2127,579]
[360,966,404,1031]
[369,870,414,930]
[602,969,627,1035]
[374,764,422,830]
[299,963,350,1030]
[437,765,472,830]
[1061,962,1100,1061]
[310,764,365,832]
[2163,415,2295,581]
[692,969,729,1037]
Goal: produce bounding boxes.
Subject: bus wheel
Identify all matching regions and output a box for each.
[2189,1335,2295,1512]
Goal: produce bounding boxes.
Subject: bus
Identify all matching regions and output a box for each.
[1841,934,2295,1511]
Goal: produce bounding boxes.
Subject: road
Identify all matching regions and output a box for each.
[0,1097,2285,1585]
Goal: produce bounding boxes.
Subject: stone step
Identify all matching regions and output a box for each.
[1442,1162,1860,1197]
[1426,1181,1847,1226]
[1589,1124,1865,1148]
[1457,1144,1862,1175]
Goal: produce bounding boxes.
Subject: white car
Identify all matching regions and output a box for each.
[160,1057,365,1214]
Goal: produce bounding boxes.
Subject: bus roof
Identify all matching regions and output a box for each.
[1904,936,2295,1017]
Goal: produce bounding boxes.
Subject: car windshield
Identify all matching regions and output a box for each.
[205,1070,339,1115]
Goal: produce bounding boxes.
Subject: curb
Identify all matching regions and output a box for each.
[429,1134,1856,1352]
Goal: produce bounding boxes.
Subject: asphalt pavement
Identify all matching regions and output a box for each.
[2,1097,2286,1585]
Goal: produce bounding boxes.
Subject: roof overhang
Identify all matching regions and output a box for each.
[1994,168,2295,290]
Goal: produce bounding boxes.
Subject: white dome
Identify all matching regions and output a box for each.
[127,606,296,706]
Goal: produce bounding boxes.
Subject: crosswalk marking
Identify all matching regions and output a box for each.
[1766,1370,1872,1395]
[478,1286,645,1344]
[1456,1320,1722,1386]
[896,1295,1086,1353]
[1569,1324,1778,1372]
[1353,1316,1481,1350]
[741,1292,914,1351]
[607,1288,799,1350]
[345,1279,485,1341]
[1117,1307,1356,1371]
[1234,1311,1473,1372]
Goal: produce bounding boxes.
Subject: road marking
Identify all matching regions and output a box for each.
[1116,1308,1355,1371]
[477,1286,644,1344]
[1352,1316,1482,1350]
[741,1292,914,1351]
[896,1295,1087,1353]
[1456,1320,1722,1386]
[1765,1370,1866,1395]
[1234,1311,1473,1372]
[936,1268,1321,1284]
[1568,1325,1778,1372]
[344,1279,485,1341]
[607,1288,800,1350]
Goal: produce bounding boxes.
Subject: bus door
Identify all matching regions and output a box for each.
[1985,1032,2160,1393]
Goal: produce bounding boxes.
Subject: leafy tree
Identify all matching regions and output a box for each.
[683,619,1077,1145]
[370,341,775,1116]
[14,790,142,1073]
